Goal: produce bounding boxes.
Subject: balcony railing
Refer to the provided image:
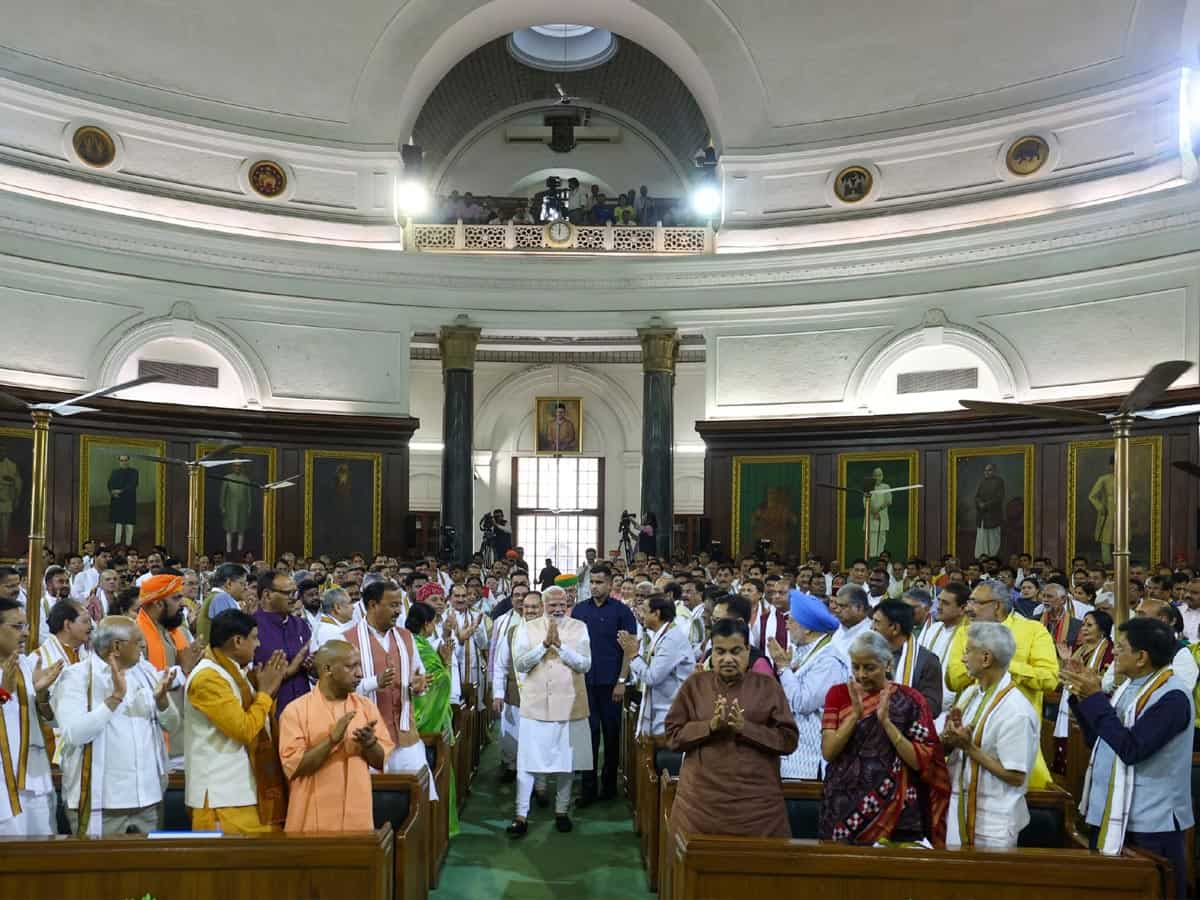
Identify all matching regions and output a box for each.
[406,220,713,254]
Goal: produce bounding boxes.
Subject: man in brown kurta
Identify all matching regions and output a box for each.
[665,617,798,838]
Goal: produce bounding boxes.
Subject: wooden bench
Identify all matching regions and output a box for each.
[632,735,669,889]
[0,825,395,900]
[421,732,452,889]
[658,774,1090,898]
[666,832,1166,900]
[621,696,640,809]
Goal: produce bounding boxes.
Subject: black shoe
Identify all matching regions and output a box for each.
[576,793,599,809]
[506,819,528,838]
[555,814,573,833]
[533,790,549,808]
[499,768,516,784]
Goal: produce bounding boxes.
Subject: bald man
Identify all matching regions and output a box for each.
[1100,598,1198,693]
[278,641,393,833]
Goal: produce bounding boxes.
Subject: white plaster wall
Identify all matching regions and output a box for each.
[436,111,685,200]
[408,359,707,541]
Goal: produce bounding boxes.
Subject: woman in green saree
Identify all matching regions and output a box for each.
[407,601,459,836]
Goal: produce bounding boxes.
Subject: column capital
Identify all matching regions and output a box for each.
[438,324,482,371]
[637,327,679,374]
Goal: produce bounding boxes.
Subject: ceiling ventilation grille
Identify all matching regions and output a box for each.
[138,359,219,389]
[897,367,978,394]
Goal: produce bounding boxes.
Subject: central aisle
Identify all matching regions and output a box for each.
[433,737,646,898]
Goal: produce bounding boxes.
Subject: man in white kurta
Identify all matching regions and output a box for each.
[508,586,591,835]
[943,622,1039,849]
[55,616,178,835]
[492,590,542,779]
[618,595,694,738]
[0,598,62,836]
[918,582,968,717]
[448,584,488,711]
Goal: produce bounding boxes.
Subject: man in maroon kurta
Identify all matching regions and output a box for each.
[665,617,798,838]
[341,580,429,777]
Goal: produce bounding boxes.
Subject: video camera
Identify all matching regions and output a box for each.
[618,509,638,537]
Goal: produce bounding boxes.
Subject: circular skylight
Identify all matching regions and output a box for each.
[509,24,617,72]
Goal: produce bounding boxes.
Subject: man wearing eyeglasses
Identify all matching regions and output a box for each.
[944,581,1058,787]
[252,570,311,714]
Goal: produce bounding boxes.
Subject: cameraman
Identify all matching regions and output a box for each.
[489,508,512,557]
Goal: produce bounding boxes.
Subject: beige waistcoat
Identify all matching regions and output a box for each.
[517,616,590,723]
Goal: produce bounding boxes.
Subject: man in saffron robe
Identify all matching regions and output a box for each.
[666,617,798,838]
[279,640,393,832]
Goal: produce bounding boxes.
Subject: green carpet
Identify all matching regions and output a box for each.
[433,735,647,899]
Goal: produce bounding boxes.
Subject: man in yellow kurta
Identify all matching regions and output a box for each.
[945,582,1058,787]
[279,640,394,833]
[184,609,288,832]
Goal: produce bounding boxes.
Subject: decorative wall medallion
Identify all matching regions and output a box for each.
[1006,135,1049,176]
[72,126,116,168]
[248,160,288,197]
[833,165,873,203]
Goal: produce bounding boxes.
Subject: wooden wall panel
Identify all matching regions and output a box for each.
[0,388,418,561]
[698,389,1200,567]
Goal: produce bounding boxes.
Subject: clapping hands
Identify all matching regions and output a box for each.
[617,629,639,661]
[709,694,745,734]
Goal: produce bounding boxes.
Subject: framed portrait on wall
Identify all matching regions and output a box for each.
[535,396,583,455]
[0,427,32,560]
[304,450,382,559]
[197,443,277,564]
[731,455,810,561]
[836,451,919,566]
[79,435,166,550]
[1067,436,1162,567]
[947,445,1034,563]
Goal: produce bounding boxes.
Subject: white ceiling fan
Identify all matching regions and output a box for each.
[553,82,580,106]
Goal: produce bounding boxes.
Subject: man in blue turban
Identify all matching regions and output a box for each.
[765,590,847,779]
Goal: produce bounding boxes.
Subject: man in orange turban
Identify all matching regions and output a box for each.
[136,572,206,751]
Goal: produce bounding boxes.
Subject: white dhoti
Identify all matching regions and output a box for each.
[0,790,56,836]
[515,717,592,818]
[974,526,1001,559]
[499,703,521,768]
[385,742,439,802]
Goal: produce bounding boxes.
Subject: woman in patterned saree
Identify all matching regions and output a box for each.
[820,629,950,846]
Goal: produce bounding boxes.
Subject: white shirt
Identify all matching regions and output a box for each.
[313,615,350,650]
[1180,605,1200,644]
[831,616,872,663]
[1102,645,1198,693]
[302,608,322,652]
[628,622,695,737]
[491,611,520,702]
[947,673,1039,848]
[55,656,180,811]
[70,568,100,602]
[918,620,960,714]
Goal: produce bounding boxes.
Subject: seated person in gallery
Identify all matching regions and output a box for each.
[820,630,950,847]
[665,617,798,838]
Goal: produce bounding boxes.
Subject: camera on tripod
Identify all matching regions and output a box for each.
[479,511,495,534]
[618,510,638,537]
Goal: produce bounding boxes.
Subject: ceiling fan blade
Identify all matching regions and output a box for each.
[265,481,297,492]
[1172,461,1200,479]
[58,374,163,408]
[44,404,99,418]
[1133,403,1200,421]
[197,438,245,462]
[1119,360,1194,415]
[958,399,1108,426]
[132,454,186,466]
[814,482,861,495]
[879,483,924,494]
[210,473,264,488]
[197,457,253,469]
[555,82,566,98]
[0,392,29,412]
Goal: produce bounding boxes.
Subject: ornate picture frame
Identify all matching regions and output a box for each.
[730,454,811,561]
[0,426,33,561]
[947,444,1034,562]
[197,443,278,564]
[303,450,382,559]
[1067,436,1162,567]
[835,450,920,566]
[534,396,583,455]
[79,435,166,550]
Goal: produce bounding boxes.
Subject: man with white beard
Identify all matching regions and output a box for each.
[506,586,591,837]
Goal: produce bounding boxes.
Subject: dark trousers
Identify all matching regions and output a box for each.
[1091,827,1189,899]
[583,682,621,797]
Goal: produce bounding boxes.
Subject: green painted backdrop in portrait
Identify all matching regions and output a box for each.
[731,455,810,561]
[836,452,919,566]
[1067,437,1161,566]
